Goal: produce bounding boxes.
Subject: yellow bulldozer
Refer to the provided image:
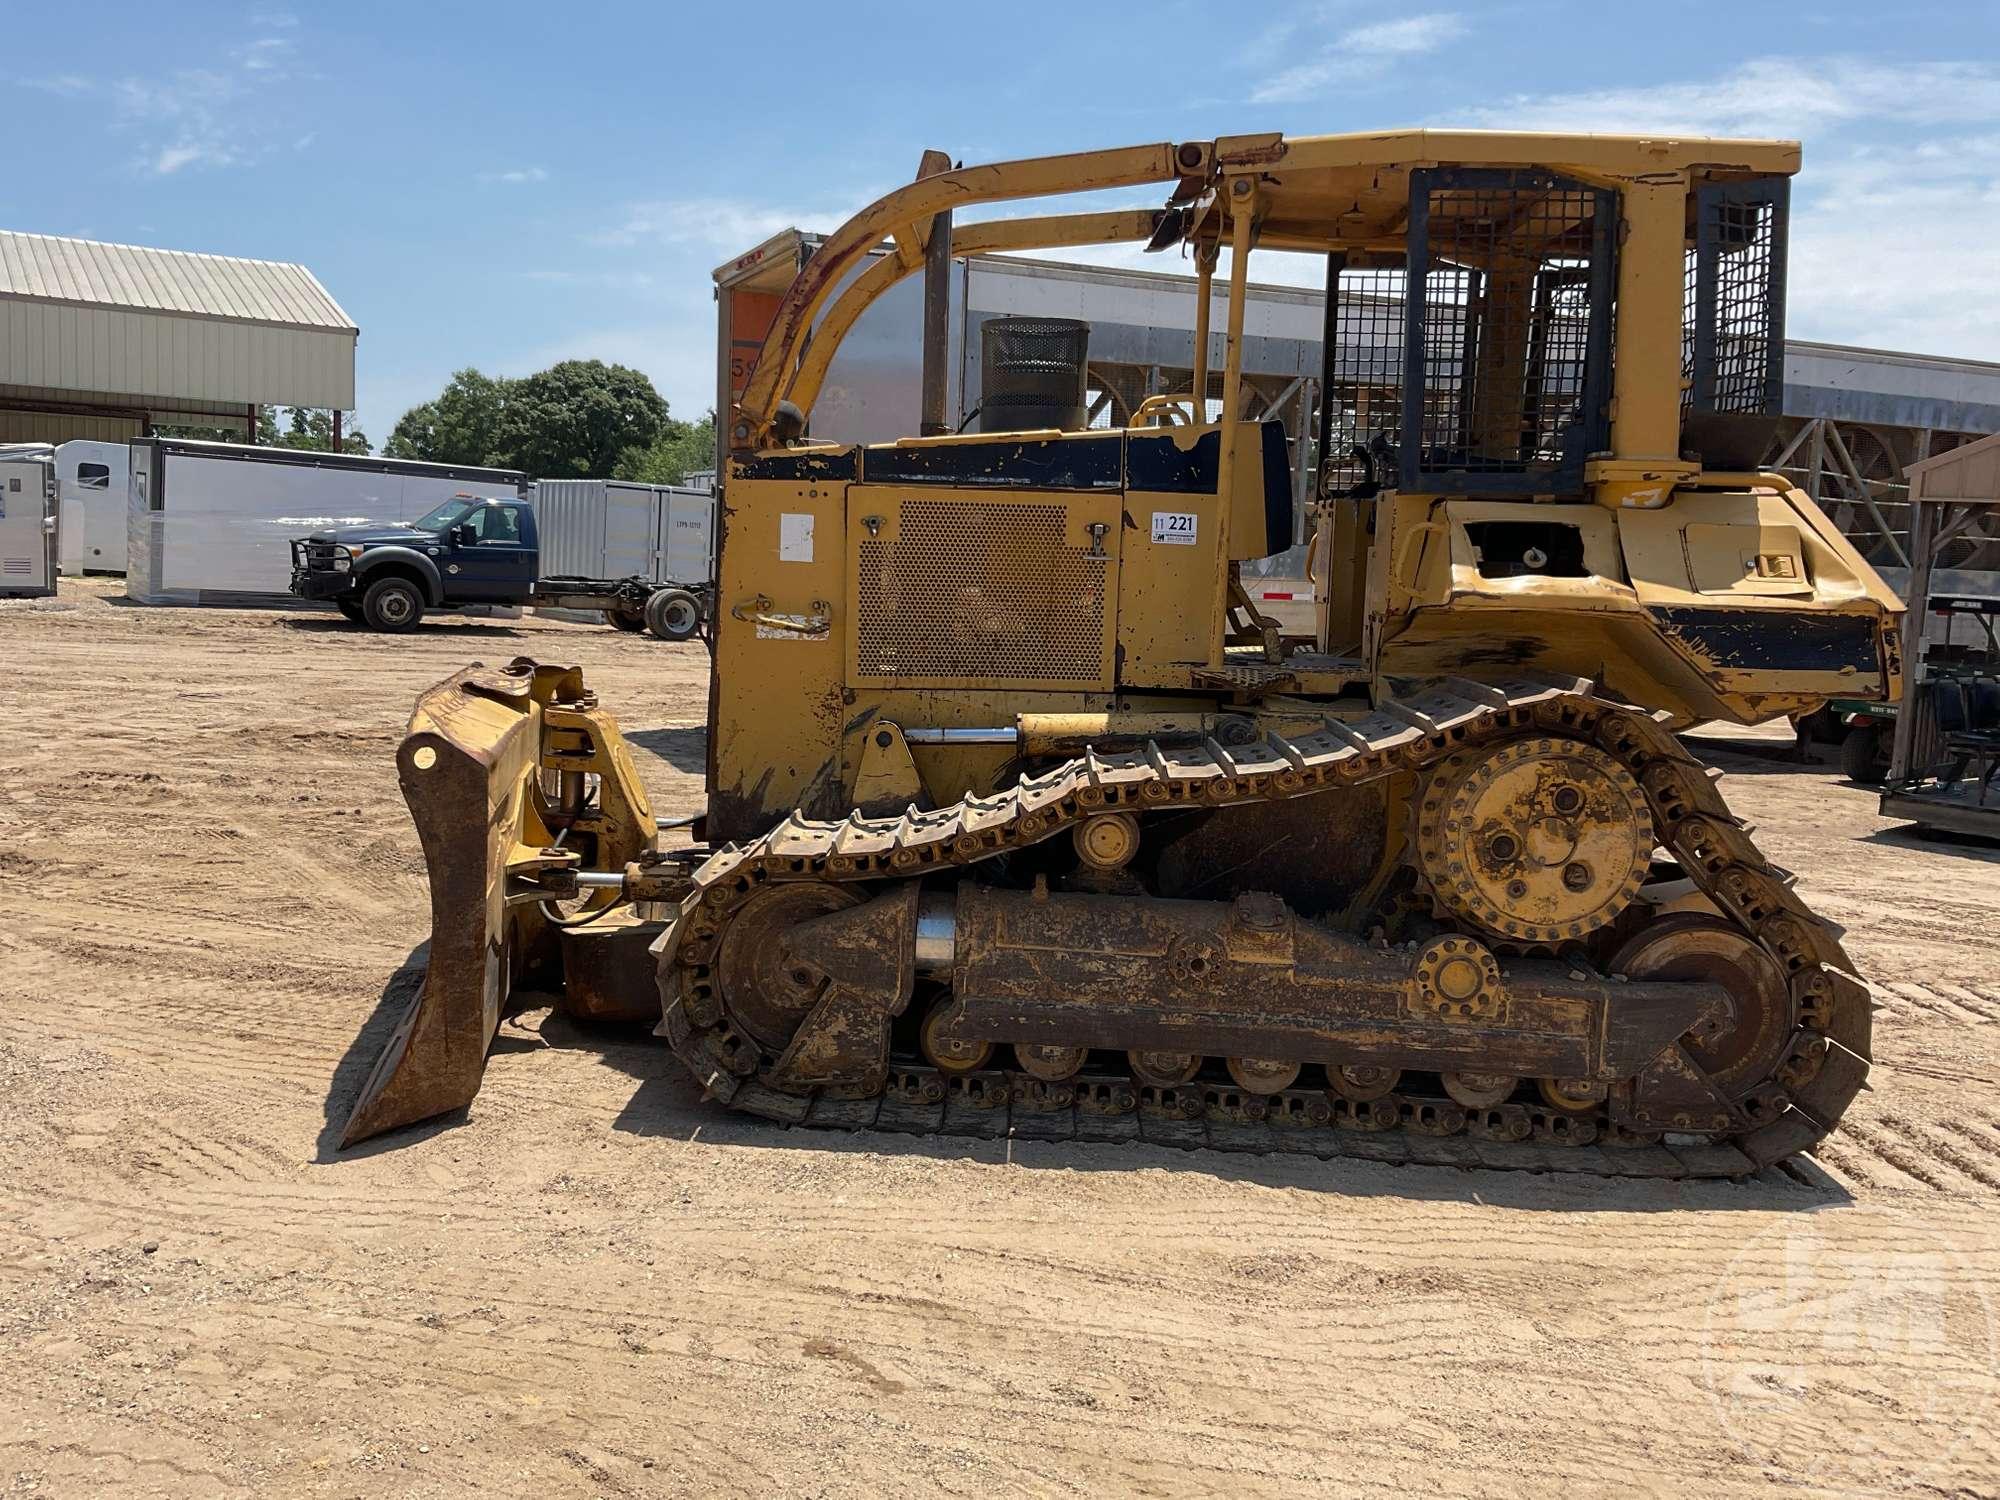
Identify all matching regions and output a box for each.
[343,130,1900,1178]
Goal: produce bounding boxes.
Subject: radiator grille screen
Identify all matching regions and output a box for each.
[854,499,1108,683]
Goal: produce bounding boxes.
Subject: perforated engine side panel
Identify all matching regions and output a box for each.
[853,497,1111,686]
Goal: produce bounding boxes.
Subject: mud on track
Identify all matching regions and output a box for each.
[3,579,1999,1497]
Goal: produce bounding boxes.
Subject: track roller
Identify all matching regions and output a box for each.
[1014,1043,1087,1082]
[920,1000,993,1075]
[1226,1057,1301,1095]
[1441,1071,1518,1110]
[1331,1064,1401,1103]
[1128,1050,1201,1087]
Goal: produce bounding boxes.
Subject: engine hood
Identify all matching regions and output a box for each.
[304,522,426,546]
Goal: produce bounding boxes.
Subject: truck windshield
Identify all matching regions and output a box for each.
[410,498,476,532]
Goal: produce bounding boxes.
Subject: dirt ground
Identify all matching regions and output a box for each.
[4,578,2000,1499]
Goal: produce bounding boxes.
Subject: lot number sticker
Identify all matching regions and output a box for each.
[1152,511,1198,545]
[778,512,814,562]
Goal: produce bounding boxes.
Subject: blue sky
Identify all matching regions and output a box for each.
[12,0,2000,442]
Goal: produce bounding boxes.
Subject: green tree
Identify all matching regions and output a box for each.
[382,368,508,466]
[613,411,716,485]
[495,359,670,479]
[267,407,369,454]
[156,405,367,451]
[384,361,671,478]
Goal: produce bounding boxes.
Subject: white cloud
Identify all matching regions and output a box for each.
[47,34,317,177]
[116,70,236,120]
[595,195,863,255]
[151,144,207,175]
[1452,58,2000,138]
[478,166,551,185]
[1237,1,1354,71]
[109,66,266,175]
[143,127,246,176]
[249,8,299,26]
[1786,135,2000,354]
[1252,10,1467,104]
[1446,59,2000,360]
[1342,15,1467,55]
[236,35,294,73]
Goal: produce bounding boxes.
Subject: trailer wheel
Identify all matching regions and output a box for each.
[1839,724,1886,785]
[361,575,425,633]
[606,607,648,633]
[645,588,702,641]
[1795,706,1843,745]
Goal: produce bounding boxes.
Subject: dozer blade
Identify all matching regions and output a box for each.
[341,663,553,1146]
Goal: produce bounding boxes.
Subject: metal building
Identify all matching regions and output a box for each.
[719,232,2000,586]
[0,229,357,445]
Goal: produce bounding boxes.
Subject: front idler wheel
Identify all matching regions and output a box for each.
[715,884,866,1054]
[1608,914,1794,1099]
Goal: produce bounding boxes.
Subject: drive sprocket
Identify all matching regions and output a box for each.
[1415,735,1652,944]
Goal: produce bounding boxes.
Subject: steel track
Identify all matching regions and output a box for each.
[658,674,1873,1179]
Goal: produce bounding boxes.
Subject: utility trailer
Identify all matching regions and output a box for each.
[532,479,714,588]
[1880,434,2000,837]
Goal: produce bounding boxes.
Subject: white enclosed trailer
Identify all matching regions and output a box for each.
[0,444,57,598]
[532,479,715,585]
[55,439,132,575]
[126,438,528,606]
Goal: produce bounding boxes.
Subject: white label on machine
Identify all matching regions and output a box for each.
[1151,511,1198,545]
[779,512,814,562]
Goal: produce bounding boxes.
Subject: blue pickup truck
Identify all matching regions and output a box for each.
[289,493,705,638]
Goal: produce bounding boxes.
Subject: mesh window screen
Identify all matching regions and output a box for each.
[1318,264,1409,494]
[1402,169,1615,495]
[1685,178,1789,415]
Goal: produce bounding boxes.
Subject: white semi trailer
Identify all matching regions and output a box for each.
[125,438,529,606]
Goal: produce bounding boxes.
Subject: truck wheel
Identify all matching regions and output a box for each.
[645,588,702,641]
[336,599,365,625]
[361,575,425,633]
[1839,724,1885,785]
[606,607,648,633]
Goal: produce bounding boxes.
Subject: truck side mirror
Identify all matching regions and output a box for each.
[452,522,476,546]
